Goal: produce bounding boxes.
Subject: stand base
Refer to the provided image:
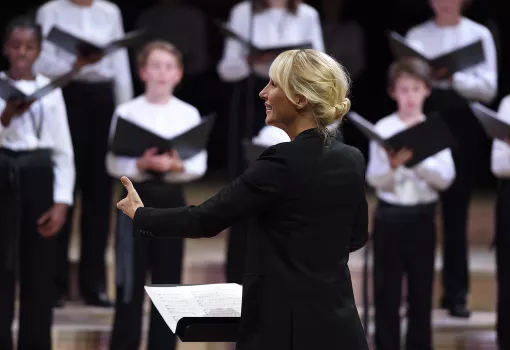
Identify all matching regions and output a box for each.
[176,317,240,342]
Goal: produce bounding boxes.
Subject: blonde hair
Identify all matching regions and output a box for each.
[269,49,351,137]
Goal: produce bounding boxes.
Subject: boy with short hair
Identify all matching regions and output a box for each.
[106,40,207,350]
[366,57,456,350]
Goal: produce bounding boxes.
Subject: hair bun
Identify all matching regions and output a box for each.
[333,98,351,121]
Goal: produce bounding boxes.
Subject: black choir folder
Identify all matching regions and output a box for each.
[144,283,241,342]
[388,31,485,75]
[46,26,145,57]
[110,114,215,160]
[347,111,455,167]
[215,19,312,55]
[0,69,79,102]
[470,102,510,140]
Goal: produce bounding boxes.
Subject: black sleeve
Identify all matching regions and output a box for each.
[133,146,288,238]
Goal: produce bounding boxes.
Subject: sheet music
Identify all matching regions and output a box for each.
[145,283,242,333]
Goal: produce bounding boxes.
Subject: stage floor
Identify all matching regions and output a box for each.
[13,178,501,349]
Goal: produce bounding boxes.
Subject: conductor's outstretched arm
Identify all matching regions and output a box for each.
[117,146,287,238]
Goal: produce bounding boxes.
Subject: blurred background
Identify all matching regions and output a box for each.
[0,0,508,349]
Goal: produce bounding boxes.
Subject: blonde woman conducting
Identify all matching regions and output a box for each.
[117,49,369,350]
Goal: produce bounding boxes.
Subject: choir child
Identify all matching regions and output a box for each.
[406,0,498,317]
[105,40,207,350]
[33,0,134,307]
[366,57,455,350]
[218,0,324,285]
[0,16,75,350]
[219,0,324,177]
[490,95,510,350]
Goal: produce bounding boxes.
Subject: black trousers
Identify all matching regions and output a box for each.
[495,180,510,350]
[57,81,115,297]
[373,201,436,350]
[0,149,56,350]
[225,75,267,284]
[110,181,185,350]
[425,90,483,307]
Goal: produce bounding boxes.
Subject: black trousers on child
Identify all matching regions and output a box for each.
[110,181,185,350]
[0,149,56,350]
[373,200,436,350]
[225,75,267,284]
[56,81,115,298]
[495,180,510,350]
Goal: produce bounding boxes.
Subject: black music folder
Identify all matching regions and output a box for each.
[0,68,79,102]
[46,26,145,57]
[145,284,241,342]
[470,102,510,140]
[215,19,312,55]
[347,111,456,167]
[388,31,485,75]
[110,114,215,160]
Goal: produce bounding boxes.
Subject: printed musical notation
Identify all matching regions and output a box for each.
[144,283,242,333]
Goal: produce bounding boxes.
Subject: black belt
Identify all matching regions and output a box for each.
[375,199,436,222]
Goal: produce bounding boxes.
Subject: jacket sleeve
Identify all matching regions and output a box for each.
[133,146,288,238]
[349,195,369,253]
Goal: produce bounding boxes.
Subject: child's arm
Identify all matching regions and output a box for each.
[48,89,75,206]
[217,4,251,82]
[412,148,456,190]
[164,110,208,183]
[107,4,134,106]
[450,28,498,104]
[163,150,207,183]
[366,141,395,191]
[105,113,149,182]
[491,96,510,178]
[33,6,75,78]
[0,100,35,140]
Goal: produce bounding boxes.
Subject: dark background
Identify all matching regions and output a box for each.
[0,0,506,189]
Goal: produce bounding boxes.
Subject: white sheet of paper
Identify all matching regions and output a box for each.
[144,283,243,333]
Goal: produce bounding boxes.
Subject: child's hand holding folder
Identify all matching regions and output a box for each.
[386,147,414,169]
[0,99,35,126]
[73,51,104,69]
[136,147,184,173]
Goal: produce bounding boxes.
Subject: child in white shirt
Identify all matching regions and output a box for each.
[106,41,207,350]
[367,57,455,350]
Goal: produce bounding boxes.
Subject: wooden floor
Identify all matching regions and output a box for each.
[13,178,502,349]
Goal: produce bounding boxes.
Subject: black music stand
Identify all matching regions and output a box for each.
[175,316,240,342]
[146,284,241,342]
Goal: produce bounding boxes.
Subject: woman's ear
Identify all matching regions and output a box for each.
[294,94,309,109]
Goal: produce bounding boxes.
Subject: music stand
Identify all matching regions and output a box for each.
[146,284,241,342]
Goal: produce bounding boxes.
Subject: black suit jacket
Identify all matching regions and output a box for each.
[134,128,369,350]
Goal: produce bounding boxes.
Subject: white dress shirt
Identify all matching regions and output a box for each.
[366,113,456,206]
[217,1,325,82]
[0,73,75,205]
[491,96,510,178]
[33,0,133,105]
[406,18,498,104]
[252,125,290,146]
[106,95,207,183]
